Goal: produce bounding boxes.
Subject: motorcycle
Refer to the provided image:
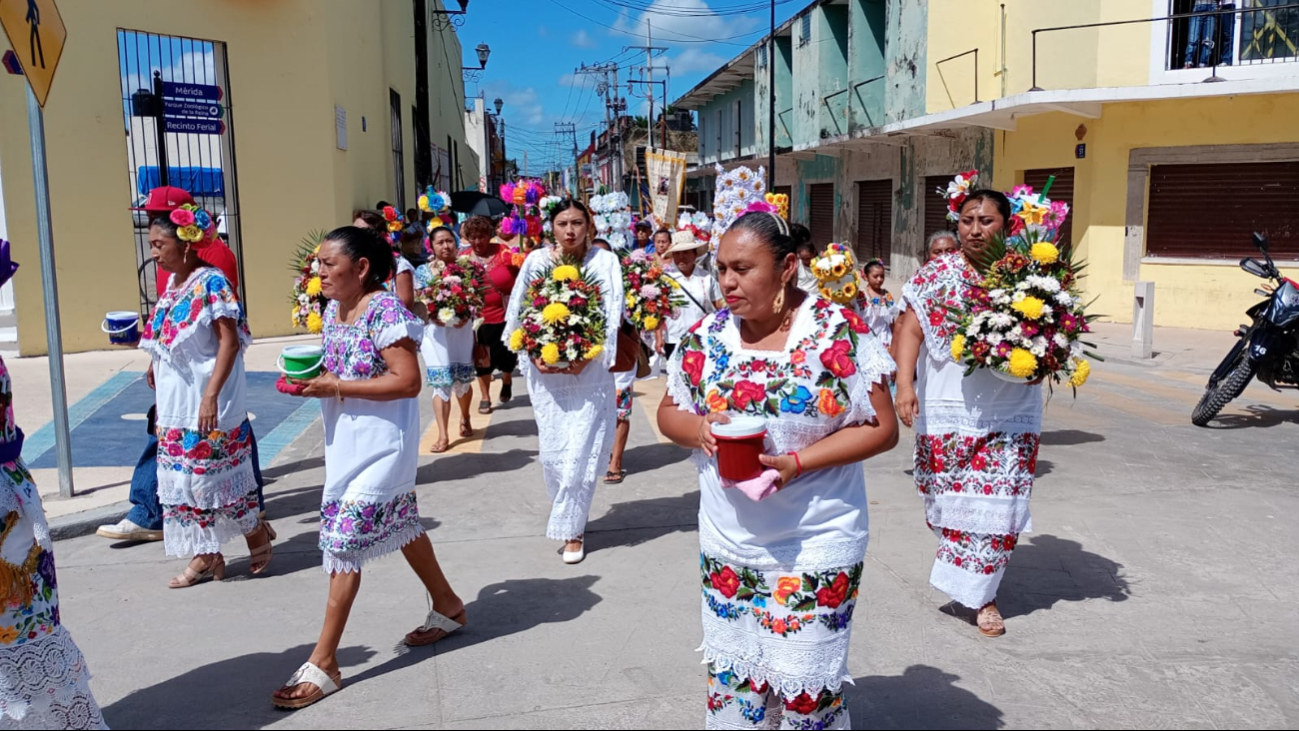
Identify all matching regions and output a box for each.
[1192,233,1299,426]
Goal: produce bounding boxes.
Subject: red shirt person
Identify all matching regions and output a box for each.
[140,186,240,294]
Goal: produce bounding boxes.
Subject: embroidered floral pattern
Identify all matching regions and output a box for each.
[142,268,250,353]
[319,491,421,555]
[322,293,422,381]
[157,420,255,477]
[933,527,1018,576]
[674,300,874,419]
[706,663,845,730]
[425,364,475,389]
[700,554,861,635]
[902,253,982,358]
[616,386,634,422]
[162,490,259,533]
[914,431,1040,499]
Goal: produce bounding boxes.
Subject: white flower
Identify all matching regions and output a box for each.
[1054,292,1074,306]
[988,332,1005,346]
[1054,333,1070,348]
[1071,341,1085,357]
[988,289,1006,300]
[310,261,320,274]
[1012,291,1027,303]
[1031,343,1047,357]
[991,313,1015,329]
[438,308,455,323]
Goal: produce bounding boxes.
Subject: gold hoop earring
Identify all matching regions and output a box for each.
[773,286,786,314]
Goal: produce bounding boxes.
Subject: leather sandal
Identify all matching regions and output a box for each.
[477,399,492,415]
[404,607,467,647]
[272,662,342,710]
[977,602,1006,637]
[169,554,225,589]
[249,522,277,575]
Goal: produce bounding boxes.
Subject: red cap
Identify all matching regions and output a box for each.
[135,186,195,214]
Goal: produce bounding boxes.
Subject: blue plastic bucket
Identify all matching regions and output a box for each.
[101,311,140,346]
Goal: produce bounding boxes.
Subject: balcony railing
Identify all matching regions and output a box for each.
[1030,2,1299,91]
[934,48,979,103]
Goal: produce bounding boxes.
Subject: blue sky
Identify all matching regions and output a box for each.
[455,0,804,176]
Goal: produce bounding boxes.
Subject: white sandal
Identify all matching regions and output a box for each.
[272,662,342,710]
[404,607,466,647]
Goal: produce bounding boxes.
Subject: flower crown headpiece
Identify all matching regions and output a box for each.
[811,243,863,305]
[169,204,217,246]
[382,205,405,242]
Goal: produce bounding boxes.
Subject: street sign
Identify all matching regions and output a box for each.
[161,81,223,102]
[164,117,225,135]
[0,0,66,106]
[163,98,224,119]
[1,49,21,75]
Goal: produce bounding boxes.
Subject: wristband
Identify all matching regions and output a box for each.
[788,451,803,478]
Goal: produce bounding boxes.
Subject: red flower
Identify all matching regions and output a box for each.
[971,453,988,471]
[929,310,945,327]
[843,308,870,334]
[1003,535,1017,551]
[710,566,741,599]
[731,380,767,410]
[683,350,706,386]
[785,693,820,716]
[188,441,213,460]
[815,572,851,609]
[984,565,996,574]
[750,680,769,695]
[819,340,857,379]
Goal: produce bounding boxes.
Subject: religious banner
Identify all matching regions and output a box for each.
[645,148,687,225]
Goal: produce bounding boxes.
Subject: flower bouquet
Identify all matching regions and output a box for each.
[621,248,683,333]
[289,230,329,334]
[947,177,1098,388]
[416,255,488,328]
[811,243,864,306]
[592,192,632,250]
[508,259,607,368]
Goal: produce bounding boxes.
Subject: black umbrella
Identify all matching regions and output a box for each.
[450,191,511,218]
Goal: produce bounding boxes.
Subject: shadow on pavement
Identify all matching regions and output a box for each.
[102,643,378,729]
[585,490,699,554]
[426,575,603,656]
[1205,404,1299,430]
[1000,533,1131,619]
[482,417,540,439]
[261,456,325,481]
[224,515,444,578]
[1039,429,1106,446]
[622,441,690,473]
[850,665,1004,729]
[416,448,537,484]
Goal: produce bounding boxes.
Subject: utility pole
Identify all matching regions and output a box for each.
[576,61,615,194]
[555,122,579,198]
[768,0,777,189]
[610,64,626,192]
[624,24,667,151]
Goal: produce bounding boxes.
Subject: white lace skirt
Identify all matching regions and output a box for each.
[0,627,107,730]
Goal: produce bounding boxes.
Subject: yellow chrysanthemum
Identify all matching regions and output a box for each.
[552,264,580,282]
[1007,348,1038,378]
[1068,359,1091,387]
[305,277,323,298]
[509,328,525,351]
[644,315,659,331]
[951,334,967,362]
[541,342,561,364]
[542,303,571,324]
[1031,242,1060,265]
[1012,296,1046,320]
[585,344,604,361]
[626,294,637,309]
[306,312,324,334]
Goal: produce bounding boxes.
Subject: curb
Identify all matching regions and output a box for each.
[49,500,131,541]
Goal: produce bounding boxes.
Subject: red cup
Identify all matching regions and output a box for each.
[712,416,768,482]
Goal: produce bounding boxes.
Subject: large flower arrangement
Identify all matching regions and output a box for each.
[416,256,488,328]
[676,210,713,247]
[811,243,864,306]
[947,177,1097,388]
[712,164,766,236]
[591,192,632,249]
[509,259,608,367]
[537,194,564,243]
[289,230,329,334]
[621,248,682,333]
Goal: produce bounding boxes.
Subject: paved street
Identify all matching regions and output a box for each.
[32,327,1299,729]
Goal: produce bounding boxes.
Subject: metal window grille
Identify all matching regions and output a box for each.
[391,89,406,210]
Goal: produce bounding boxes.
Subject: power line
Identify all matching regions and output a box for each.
[545,0,772,45]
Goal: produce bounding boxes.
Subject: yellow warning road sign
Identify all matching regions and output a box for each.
[0,0,66,107]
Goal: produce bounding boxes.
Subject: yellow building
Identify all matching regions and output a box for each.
[0,0,481,355]
[922,0,1299,330]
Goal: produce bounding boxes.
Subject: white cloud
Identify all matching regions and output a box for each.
[668,47,730,75]
[573,29,598,49]
[613,0,761,44]
[481,80,546,126]
[558,73,583,87]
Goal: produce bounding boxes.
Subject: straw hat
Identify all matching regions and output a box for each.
[665,229,707,254]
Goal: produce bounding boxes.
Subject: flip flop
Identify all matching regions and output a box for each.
[477,400,492,415]
[430,439,449,454]
[604,470,627,485]
[272,662,342,710]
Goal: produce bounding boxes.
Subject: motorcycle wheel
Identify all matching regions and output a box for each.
[1192,357,1256,427]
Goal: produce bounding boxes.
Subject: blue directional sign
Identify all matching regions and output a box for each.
[161,81,223,102]
[164,117,226,135]
[163,98,224,119]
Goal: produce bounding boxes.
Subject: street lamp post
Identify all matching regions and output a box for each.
[462,42,491,84]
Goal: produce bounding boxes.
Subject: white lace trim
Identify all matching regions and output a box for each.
[923,494,1033,536]
[917,401,1043,435]
[322,520,424,574]
[840,334,894,431]
[699,522,867,574]
[162,499,260,558]
[157,462,259,511]
[699,613,855,701]
[373,321,424,352]
[930,555,1008,609]
[0,627,107,729]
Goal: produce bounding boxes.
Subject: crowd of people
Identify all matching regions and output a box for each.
[0,179,1049,729]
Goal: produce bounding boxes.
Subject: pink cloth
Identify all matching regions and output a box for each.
[275,375,307,396]
[720,468,781,502]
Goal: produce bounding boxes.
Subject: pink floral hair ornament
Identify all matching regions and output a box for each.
[169,204,216,247]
